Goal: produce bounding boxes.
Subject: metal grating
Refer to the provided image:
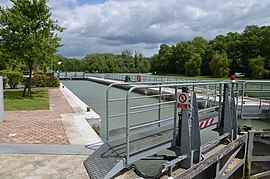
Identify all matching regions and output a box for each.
[84,142,124,179]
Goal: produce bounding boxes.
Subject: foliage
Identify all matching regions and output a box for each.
[0,57,7,71]
[0,0,63,96]
[185,53,202,76]
[150,25,270,79]
[249,56,268,79]
[4,88,49,111]
[32,75,60,87]
[55,52,150,73]
[0,70,23,88]
[209,53,230,78]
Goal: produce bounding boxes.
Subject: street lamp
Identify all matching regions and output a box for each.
[57,61,62,79]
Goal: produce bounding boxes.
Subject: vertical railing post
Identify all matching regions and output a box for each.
[105,85,111,141]
[158,85,161,127]
[259,82,262,110]
[218,83,223,125]
[230,82,238,140]
[172,85,178,146]
[241,82,246,119]
[126,90,131,166]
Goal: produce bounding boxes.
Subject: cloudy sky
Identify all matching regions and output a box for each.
[1,0,270,58]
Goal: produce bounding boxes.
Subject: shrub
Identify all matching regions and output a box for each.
[32,75,59,87]
[47,76,60,87]
[0,70,23,89]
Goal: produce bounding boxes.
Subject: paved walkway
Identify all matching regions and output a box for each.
[0,88,73,144]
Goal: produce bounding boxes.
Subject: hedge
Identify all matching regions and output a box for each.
[0,70,23,89]
[32,75,60,87]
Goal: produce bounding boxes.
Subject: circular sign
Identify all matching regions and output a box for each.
[178,93,187,103]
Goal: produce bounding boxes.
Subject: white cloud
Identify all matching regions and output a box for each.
[2,0,270,58]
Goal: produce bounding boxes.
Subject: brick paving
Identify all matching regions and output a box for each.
[0,88,74,144]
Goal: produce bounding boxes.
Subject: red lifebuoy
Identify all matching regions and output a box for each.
[137,75,142,82]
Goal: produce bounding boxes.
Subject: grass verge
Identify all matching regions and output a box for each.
[4,88,49,111]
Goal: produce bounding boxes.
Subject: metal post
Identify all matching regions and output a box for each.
[57,61,62,79]
[158,86,161,127]
[230,82,238,140]
[105,85,110,141]
[222,84,232,139]
[126,90,131,166]
[218,83,223,125]
[241,82,246,118]
[191,92,201,163]
[180,86,192,168]
[173,86,178,146]
[0,76,4,123]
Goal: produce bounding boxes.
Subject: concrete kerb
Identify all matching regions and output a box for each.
[59,83,103,146]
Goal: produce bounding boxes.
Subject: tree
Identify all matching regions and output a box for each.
[209,52,230,78]
[185,53,202,76]
[249,56,268,79]
[173,42,195,74]
[0,50,7,70]
[0,0,63,96]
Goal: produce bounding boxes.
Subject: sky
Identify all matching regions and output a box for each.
[1,0,270,58]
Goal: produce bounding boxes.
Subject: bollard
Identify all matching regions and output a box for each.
[0,76,4,123]
[86,106,91,112]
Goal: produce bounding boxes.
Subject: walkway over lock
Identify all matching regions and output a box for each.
[83,81,244,178]
[58,73,270,178]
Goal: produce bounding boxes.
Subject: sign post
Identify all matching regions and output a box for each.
[177,93,189,109]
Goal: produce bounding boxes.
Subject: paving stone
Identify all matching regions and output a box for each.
[0,88,74,144]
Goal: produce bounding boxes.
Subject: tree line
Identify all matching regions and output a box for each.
[150,25,270,78]
[56,50,150,73]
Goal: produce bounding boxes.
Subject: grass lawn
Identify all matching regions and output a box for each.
[4,88,49,111]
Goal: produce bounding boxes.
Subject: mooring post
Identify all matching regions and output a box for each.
[0,76,4,123]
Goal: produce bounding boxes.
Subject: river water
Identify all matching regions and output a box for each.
[61,80,270,176]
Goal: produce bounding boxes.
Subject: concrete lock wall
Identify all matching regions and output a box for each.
[0,76,4,123]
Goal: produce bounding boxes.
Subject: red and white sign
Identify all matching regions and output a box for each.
[199,117,215,129]
[177,93,189,108]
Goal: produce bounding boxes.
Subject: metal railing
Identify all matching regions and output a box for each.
[238,80,270,119]
[106,81,233,166]
[60,72,270,120]
[86,73,216,83]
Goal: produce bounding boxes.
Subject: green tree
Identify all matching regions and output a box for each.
[0,51,7,70]
[173,42,195,74]
[209,52,230,77]
[249,56,268,79]
[185,53,202,76]
[0,0,63,96]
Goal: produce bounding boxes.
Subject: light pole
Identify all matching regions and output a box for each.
[57,61,62,79]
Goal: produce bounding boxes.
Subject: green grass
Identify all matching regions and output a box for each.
[4,88,49,111]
